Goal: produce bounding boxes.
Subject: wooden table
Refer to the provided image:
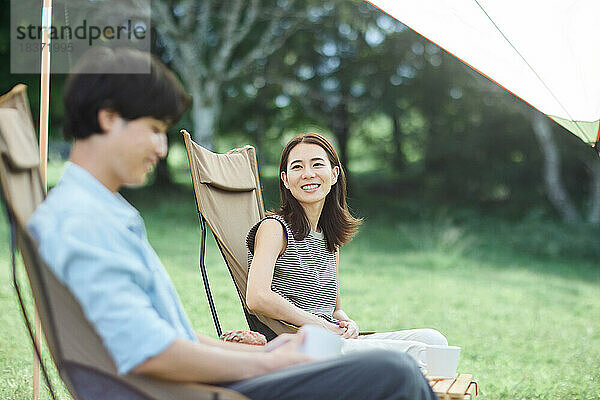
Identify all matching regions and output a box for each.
[428,374,478,399]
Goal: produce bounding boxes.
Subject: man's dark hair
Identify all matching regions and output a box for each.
[63,47,191,139]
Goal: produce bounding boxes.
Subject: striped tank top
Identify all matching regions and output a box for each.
[246,214,338,323]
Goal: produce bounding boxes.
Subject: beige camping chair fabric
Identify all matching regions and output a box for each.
[182,130,297,338]
[0,85,246,400]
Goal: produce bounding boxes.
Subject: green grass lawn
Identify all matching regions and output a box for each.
[1,174,599,399]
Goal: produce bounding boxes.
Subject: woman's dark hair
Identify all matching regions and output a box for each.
[63,47,191,139]
[275,132,362,252]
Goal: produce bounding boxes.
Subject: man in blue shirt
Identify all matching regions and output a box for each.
[28,47,437,399]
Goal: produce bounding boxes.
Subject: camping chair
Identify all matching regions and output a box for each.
[0,85,247,400]
[182,130,297,341]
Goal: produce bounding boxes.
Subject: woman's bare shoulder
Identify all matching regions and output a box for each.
[255,218,287,254]
[256,218,285,238]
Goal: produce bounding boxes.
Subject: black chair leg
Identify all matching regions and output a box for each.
[198,215,222,337]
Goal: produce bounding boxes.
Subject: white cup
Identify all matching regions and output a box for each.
[418,345,461,378]
[298,325,342,359]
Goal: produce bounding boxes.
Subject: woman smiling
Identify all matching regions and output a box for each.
[246,132,448,366]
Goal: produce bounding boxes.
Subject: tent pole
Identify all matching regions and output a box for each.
[40,4,51,188]
[34,0,52,399]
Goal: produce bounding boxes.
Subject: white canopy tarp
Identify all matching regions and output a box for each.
[367,0,600,146]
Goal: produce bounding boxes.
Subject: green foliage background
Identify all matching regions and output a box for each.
[2,0,598,218]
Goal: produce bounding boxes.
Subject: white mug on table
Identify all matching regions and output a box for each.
[298,325,343,359]
[418,345,461,378]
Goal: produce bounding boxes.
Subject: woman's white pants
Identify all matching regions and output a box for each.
[342,328,448,368]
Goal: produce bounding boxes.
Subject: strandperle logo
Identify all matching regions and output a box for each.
[10,0,151,73]
[15,20,147,47]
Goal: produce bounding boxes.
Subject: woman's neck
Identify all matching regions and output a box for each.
[301,201,325,232]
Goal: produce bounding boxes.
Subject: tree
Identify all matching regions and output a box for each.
[271,1,385,173]
[531,112,580,223]
[220,0,389,172]
[152,0,305,149]
[531,112,600,225]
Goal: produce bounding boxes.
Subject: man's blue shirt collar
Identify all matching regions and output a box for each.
[60,162,141,228]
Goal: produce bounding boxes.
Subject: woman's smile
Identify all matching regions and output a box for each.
[301,183,321,192]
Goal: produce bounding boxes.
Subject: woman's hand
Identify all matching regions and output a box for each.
[339,320,359,339]
[321,321,347,336]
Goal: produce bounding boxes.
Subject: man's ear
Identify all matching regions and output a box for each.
[97,109,120,134]
[281,171,289,189]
